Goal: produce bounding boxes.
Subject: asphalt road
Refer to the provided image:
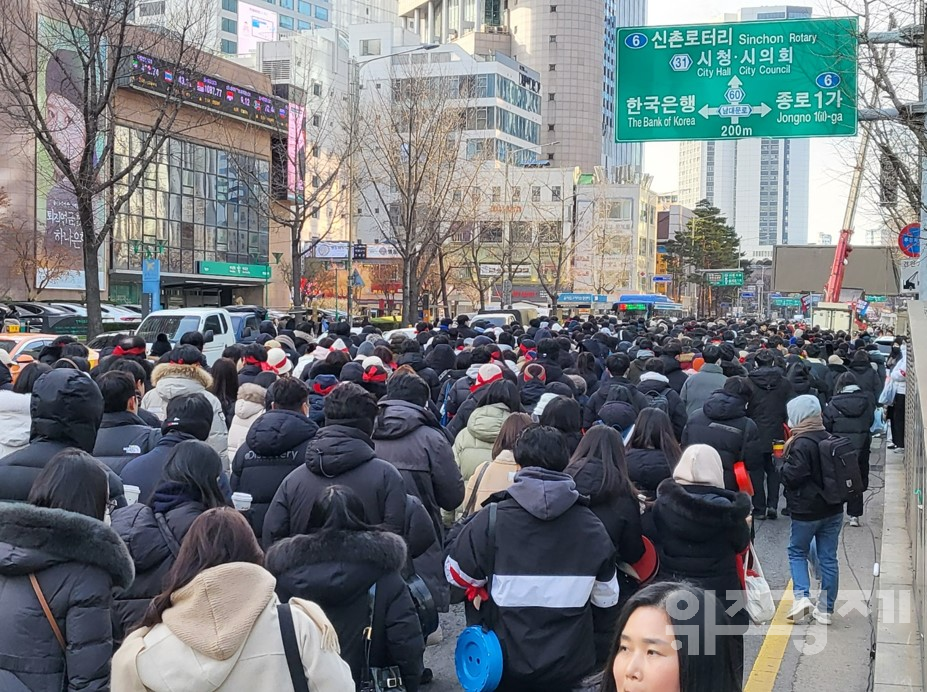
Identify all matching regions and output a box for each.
[423,440,886,692]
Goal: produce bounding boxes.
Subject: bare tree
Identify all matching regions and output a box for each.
[0,0,213,334]
[825,0,923,246]
[358,59,483,323]
[0,187,71,298]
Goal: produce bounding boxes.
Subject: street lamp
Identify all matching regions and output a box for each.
[498,141,560,308]
[346,42,439,322]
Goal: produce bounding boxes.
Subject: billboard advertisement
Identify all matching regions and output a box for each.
[35,15,106,291]
[288,102,306,202]
[238,2,278,55]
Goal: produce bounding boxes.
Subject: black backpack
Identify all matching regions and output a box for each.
[643,389,670,414]
[817,435,863,504]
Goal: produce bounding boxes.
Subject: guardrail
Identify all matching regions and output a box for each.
[904,301,927,686]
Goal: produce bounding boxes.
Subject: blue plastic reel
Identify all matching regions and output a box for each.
[455,625,504,692]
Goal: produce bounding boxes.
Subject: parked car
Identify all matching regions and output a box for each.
[0,333,99,378]
[8,303,72,332]
[136,308,236,365]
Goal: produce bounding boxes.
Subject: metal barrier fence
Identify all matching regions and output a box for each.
[905,301,927,684]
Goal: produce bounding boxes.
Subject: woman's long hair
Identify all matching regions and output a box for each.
[567,425,638,501]
[627,408,682,466]
[141,508,263,628]
[600,582,743,692]
[151,440,232,510]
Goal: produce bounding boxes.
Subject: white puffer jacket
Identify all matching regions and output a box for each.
[0,390,31,459]
[227,384,267,461]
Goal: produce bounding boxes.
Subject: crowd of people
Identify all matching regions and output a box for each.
[0,312,904,692]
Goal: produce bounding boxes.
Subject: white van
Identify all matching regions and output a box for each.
[136,308,236,365]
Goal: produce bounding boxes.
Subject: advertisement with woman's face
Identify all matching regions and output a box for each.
[35,17,106,291]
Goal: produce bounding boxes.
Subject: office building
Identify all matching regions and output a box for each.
[678,5,812,260]
[135,0,333,56]
[397,0,646,175]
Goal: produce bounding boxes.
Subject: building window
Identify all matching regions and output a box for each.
[531,186,541,202]
[480,224,503,243]
[279,0,293,7]
[311,113,320,126]
[551,185,561,200]
[312,82,322,96]
[549,35,557,43]
[511,186,521,202]
[548,124,555,131]
[511,222,532,244]
[279,14,294,29]
[297,0,312,14]
[221,17,236,33]
[360,39,381,56]
[538,222,561,242]
[548,92,555,101]
[221,0,237,9]
[315,5,328,20]
[491,186,501,202]
[297,19,312,30]
[220,39,237,53]
[549,64,556,71]
[138,1,166,17]
[550,4,557,11]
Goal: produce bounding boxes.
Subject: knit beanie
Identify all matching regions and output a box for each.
[355,341,376,360]
[470,363,503,392]
[673,444,724,488]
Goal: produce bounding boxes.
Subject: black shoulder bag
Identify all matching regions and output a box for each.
[360,583,406,692]
[277,603,311,692]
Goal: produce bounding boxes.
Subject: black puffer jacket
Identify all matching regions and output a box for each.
[267,530,424,692]
[396,353,441,402]
[682,390,761,492]
[93,410,162,474]
[746,366,795,450]
[0,502,134,692]
[823,387,875,452]
[780,430,845,521]
[626,448,674,497]
[262,425,408,546]
[660,355,689,394]
[231,409,319,538]
[110,496,206,641]
[651,479,752,628]
[372,400,464,538]
[582,376,648,429]
[847,359,883,407]
[0,369,125,504]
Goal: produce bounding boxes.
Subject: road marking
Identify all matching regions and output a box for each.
[745,580,795,692]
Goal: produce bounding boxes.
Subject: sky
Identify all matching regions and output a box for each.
[643,0,883,243]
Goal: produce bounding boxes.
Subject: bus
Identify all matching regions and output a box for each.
[613,294,688,322]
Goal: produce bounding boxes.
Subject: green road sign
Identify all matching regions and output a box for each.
[616,17,858,142]
[705,270,744,287]
[198,261,271,279]
[772,297,802,307]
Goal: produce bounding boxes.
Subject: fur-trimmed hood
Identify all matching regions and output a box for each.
[0,502,134,588]
[151,362,213,391]
[266,529,406,604]
[236,383,268,407]
[655,478,751,540]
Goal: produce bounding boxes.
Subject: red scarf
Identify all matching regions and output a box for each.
[244,355,274,372]
[363,367,387,384]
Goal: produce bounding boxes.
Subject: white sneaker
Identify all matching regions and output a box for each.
[849,516,860,527]
[787,596,814,623]
[812,607,832,625]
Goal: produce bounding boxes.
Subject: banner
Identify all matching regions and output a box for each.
[35,15,106,290]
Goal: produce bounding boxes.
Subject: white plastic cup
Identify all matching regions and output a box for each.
[124,485,141,505]
[232,492,253,511]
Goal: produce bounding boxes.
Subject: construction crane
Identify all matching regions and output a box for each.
[822,126,868,303]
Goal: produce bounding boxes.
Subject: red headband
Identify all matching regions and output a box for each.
[113,345,145,357]
[471,370,504,393]
[313,382,337,396]
[363,366,387,384]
